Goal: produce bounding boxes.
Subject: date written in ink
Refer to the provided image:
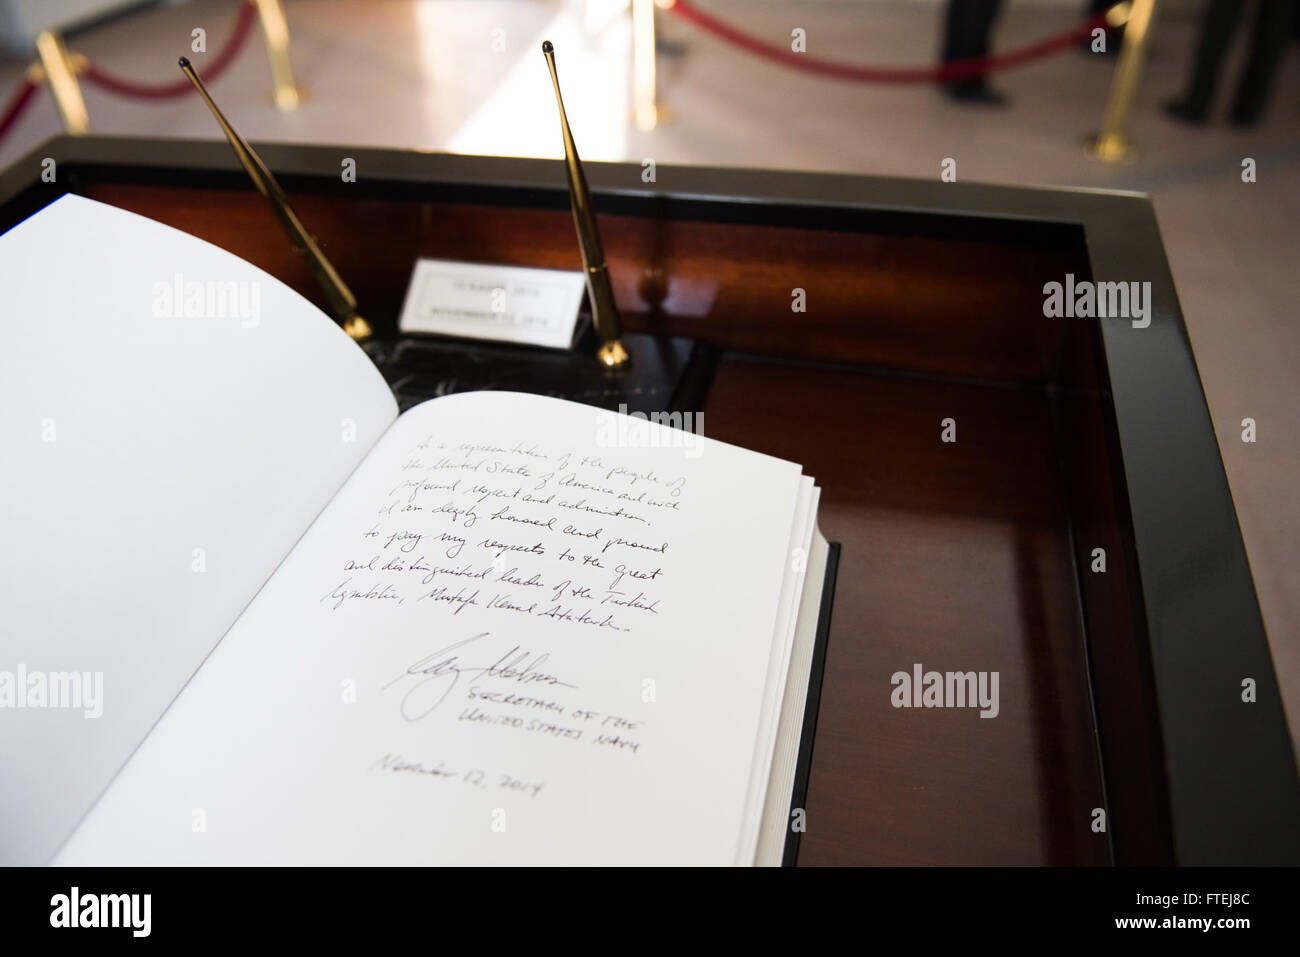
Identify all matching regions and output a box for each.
[371,753,544,798]
[460,768,546,799]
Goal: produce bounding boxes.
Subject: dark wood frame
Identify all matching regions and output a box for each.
[3,135,1295,865]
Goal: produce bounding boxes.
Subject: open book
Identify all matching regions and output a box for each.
[0,195,832,866]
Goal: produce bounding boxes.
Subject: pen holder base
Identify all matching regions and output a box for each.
[384,331,716,416]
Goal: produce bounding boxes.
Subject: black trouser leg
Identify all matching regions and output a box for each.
[1230,0,1295,122]
[942,0,1003,91]
[1180,0,1245,116]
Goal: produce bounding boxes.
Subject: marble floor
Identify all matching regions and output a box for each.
[2,0,1298,745]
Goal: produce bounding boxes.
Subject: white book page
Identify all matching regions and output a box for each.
[739,481,817,863]
[756,527,829,866]
[0,195,397,864]
[54,391,805,865]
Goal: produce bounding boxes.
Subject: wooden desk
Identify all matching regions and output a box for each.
[3,136,1295,865]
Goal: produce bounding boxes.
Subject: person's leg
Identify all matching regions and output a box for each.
[942,0,1005,103]
[1166,0,1244,122]
[1230,0,1296,124]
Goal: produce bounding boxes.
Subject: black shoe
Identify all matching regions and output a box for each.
[945,83,1008,106]
[1163,98,1207,125]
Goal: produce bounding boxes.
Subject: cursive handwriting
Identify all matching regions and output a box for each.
[381,632,577,721]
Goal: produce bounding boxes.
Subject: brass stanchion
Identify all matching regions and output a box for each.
[1086,0,1156,162]
[34,31,89,134]
[253,0,302,111]
[632,0,660,131]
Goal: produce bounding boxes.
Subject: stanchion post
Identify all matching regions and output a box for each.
[1086,0,1156,162]
[633,0,667,131]
[34,31,89,134]
[253,0,302,110]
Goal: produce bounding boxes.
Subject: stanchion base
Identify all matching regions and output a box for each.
[1084,132,1137,163]
[634,103,671,132]
[271,86,303,111]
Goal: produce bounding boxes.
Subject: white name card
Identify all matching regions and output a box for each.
[397,258,588,350]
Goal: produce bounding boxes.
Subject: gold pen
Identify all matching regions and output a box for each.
[542,41,630,371]
[178,56,372,341]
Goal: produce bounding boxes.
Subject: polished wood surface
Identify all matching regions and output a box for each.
[705,358,1108,864]
[80,183,1080,382]
[1058,322,1172,865]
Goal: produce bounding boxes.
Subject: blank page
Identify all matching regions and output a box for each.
[0,195,397,864]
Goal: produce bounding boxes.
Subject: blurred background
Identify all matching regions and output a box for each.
[1,0,1297,741]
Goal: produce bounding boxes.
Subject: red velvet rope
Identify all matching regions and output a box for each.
[665,0,1112,84]
[2,0,1108,151]
[82,0,258,99]
[0,77,39,146]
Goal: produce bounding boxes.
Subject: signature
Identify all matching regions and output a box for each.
[380,632,577,721]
